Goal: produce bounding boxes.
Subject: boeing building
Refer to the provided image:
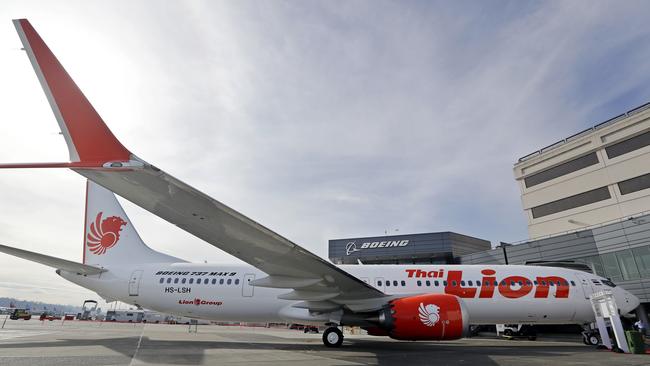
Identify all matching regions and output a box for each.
[329,102,650,320]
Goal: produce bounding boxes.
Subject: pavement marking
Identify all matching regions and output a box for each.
[128,323,146,366]
[0,330,55,341]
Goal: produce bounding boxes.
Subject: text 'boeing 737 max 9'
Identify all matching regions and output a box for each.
[0,19,640,347]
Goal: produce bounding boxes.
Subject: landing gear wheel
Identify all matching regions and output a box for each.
[323,327,344,348]
[588,334,600,346]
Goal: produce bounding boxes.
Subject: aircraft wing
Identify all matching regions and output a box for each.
[4,19,388,311]
[0,243,105,276]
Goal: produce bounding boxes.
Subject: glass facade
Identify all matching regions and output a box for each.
[605,130,650,159]
[531,186,611,218]
[575,246,650,282]
[524,152,599,188]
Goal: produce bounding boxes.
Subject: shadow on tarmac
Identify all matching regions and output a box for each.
[0,335,598,366]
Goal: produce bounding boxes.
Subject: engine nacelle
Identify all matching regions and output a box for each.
[378,293,469,341]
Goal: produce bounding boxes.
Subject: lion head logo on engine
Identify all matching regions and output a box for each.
[86,212,127,255]
[418,302,440,327]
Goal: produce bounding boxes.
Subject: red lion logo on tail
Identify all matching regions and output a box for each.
[86,212,127,255]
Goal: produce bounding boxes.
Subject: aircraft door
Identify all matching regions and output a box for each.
[243,273,255,297]
[128,270,143,296]
[576,274,594,300]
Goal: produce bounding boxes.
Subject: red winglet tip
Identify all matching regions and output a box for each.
[14,19,132,164]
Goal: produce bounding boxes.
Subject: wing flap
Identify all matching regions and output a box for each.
[0,243,105,275]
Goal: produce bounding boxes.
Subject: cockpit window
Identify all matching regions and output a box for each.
[601,279,617,287]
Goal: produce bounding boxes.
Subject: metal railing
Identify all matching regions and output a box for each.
[516,101,650,164]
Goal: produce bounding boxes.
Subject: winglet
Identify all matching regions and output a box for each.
[12,19,132,164]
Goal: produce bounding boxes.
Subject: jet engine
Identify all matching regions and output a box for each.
[373,293,469,341]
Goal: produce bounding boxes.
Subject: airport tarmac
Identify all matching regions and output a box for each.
[0,320,648,366]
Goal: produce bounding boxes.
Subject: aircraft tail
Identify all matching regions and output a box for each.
[83,180,182,266]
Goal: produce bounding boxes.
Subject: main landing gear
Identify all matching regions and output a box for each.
[323,327,344,347]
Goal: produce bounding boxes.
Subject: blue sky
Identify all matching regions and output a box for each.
[1,1,650,304]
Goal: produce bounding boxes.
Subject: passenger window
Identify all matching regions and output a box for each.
[461,281,466,286]
[197,278,202,284]
[386,281,390,287]
[534,280,538,285]
[426,280,431,286]
[159,278,164,284]
[166,278,172,284]
[500,280,506,286]
[393,281,398,286]
[467,280,472,286]
[570,281,576,286]
[212,279,216,285]
[220,279,225,285]
[227,279,232,285]
[417,280,422,286]
[525,281,531,286]
[484,281,490,286]
[189,278,194,284]
[549,282,555,286]
[181,278,186,284]
[174,278,179,284]
[400,280,405,286]
[235,279,240,285]
[377,280,382,286]
[517,281,523,286]
[443,281,448,286]
[452,281,457,287]
[541,281,547,286]
[493,281,498,286]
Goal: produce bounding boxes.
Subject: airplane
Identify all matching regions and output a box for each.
[0,19,640,347]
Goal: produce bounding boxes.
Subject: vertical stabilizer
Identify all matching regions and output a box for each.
[83,180,181,266]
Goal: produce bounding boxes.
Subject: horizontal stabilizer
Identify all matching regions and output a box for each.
[0,243,105,275]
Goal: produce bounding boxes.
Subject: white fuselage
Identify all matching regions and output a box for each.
[60,263,639,326]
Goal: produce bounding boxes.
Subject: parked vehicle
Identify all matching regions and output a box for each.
[497,324,537,340]
[9,308,31,320]
[39,312,62,321]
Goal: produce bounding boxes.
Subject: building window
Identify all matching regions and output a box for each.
[605,130,650,159]
[531,186,611,218]
[618,173,650,195]
[632,246,650,278]
[601,253,623,282]
[616,250,640,280]
[524,152,599,188]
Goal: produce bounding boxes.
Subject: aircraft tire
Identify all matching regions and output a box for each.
[323,327,344,348]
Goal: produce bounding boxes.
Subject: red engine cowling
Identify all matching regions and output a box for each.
[378,293,469,341]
